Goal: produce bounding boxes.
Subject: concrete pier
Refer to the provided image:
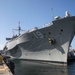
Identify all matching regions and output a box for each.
[0,63,13,75]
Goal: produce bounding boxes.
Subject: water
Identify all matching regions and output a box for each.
[67,62,75,75]
[13,60,75,75]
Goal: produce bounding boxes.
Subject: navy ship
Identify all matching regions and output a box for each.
[3,11,75,66]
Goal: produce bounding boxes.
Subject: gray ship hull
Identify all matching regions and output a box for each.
[4,16,75,65]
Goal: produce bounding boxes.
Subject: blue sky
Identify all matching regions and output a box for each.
[0,0,75,49]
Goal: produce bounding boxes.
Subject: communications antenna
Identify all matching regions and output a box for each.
[51,8,54,20]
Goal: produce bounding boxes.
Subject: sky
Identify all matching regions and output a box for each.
[0,0,75,50]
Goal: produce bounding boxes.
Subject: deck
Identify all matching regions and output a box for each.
[0,63,13,75]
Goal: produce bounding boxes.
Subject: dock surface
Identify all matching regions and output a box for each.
[0,63,13,75]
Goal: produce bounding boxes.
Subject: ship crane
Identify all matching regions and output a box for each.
[13,21,25,36]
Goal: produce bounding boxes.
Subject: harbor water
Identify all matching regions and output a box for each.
[13,60,75,75]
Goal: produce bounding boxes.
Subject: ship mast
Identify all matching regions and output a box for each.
[13,21,24,36]
[18,21,21,35]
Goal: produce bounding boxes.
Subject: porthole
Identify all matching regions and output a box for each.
[48,32,51,34]
[61,29,63,32]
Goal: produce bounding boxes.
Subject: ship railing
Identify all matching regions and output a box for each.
[43,22,53,27]
[26,22,53,33]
